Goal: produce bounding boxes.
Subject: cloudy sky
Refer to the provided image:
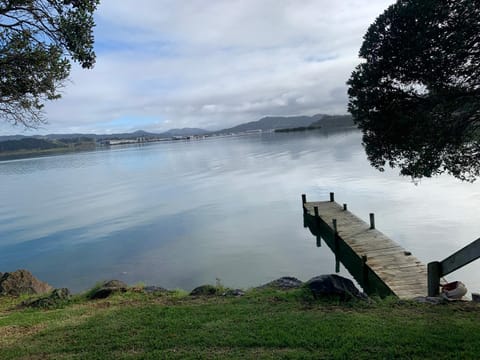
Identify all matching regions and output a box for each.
[4,0,395,135]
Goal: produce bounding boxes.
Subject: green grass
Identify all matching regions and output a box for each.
[0,287,479,359]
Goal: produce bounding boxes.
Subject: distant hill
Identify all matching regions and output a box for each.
[0,137,96,158]
[215,114,326,134]
[0,138,63,152]
[0,128,212,143]
[0,114,355,143]
[309,115,355,129]
[160,128,210,137]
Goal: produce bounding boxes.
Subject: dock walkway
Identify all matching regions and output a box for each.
[303,196,428,299]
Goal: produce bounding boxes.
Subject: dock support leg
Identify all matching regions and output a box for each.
[314,206,321,247]
[427,261,442,297]
[330,192,335,202]
[369,213,375,229]
[333,219,340,273]
[362,255,368,289]
[335,249,340,273]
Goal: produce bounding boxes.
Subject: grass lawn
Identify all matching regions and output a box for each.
[0,287,479,359]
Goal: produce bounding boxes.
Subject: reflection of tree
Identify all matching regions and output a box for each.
[347,0,480,181]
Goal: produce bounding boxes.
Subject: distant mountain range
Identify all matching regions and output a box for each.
[0,128,208,142]
[213,114,325,134]
[213,114,354,134]
[0,114,355,142]
[160,128,210,137]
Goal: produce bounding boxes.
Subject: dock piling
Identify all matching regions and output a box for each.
[314,206,321,246]
[362,255,368,287]
[333,218,340,272]
[329,192,335,202]
[427,261,441,297]
[369,213,375,230]
[343,204,347,211]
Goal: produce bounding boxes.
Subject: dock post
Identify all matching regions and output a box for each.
[314,206,321,247]
[369,213,375,229]
[333,219,340,273]
[343,204,347,211]
[362,255,368,289]
[302,194,307,214]
[330,192,335,202]
[427,261,442,297]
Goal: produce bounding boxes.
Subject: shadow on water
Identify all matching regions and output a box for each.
[303,212,393,298]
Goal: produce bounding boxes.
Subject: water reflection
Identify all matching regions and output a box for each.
[0,130,479,293]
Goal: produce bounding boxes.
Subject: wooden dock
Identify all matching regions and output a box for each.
[303,194,428,299]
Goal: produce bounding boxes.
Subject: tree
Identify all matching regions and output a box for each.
[347,0,480,181]
[0,0,99,127]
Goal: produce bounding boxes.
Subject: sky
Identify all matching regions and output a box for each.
[3,0,396,135]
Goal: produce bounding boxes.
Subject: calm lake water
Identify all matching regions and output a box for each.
[1,130,479,294]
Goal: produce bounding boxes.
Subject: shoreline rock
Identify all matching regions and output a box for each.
[0,270,53,296]
[88,280,128,299]
[306,274,368,300]
[257,276,303,290]
[190,284,218,296]
[22,288,71,308]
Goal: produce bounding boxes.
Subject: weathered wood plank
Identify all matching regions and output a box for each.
[441,237,480,275]
[304,200,428,299]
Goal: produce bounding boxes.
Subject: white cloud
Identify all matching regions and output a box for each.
[5,0,396,134]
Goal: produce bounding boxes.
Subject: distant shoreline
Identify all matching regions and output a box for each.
[0,145,95,162]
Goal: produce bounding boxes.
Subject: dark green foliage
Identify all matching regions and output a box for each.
[189,284,219,296]
[348,0,480,181]
[0,0,99,127]
[274,125,321,133]
[0,137,62,151]
[0,137,95,151]
[309,115,355,129]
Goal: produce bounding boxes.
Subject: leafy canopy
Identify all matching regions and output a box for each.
[347,0,480,181]
[0,0,99,127]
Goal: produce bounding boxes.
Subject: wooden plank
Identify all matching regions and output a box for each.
[348,243,404,254]
[304,200,428,299]
[441,237,480,275]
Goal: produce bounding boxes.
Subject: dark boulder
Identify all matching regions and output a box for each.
[306,274,367,300]
[190,284,217,296]
[258,276,303,290]
[0,270,53,296]
[88,280,128,299]
[22,288,71,308]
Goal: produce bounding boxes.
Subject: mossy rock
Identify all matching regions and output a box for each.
[22,288,71,309]
[88,280,128,300]
[0,269,53,296]
[257,276,303,290]
[190,285,217,296]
